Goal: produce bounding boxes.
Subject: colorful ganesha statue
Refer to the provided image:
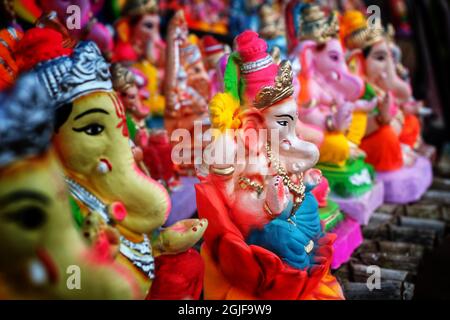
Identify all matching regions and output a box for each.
[0,72,140,299]
[114,0,166,115]
[13,0,113,54]
[340,10,432,204]
[293,4,383,224]
[164,10,211,175]
[16,27,207,299]
[111,62,180,189]
[196,31,343,300]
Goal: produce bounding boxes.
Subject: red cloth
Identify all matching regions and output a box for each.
[360,124,404,172]
[195,181,338,299]
[147,248,204,300]
[399,114,421,149]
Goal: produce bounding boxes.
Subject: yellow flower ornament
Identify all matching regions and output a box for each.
[209,92,242,133]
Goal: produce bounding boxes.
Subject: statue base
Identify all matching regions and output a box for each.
[376,156,432,204]
[330,180,384,225]
[331,217,363,270]
[317,158,375,198]
[165,176,199,226]
[319,200,345,232]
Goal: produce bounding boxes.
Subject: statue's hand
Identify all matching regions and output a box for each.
[157,219,208,255]
[354,97,378,113]
[265,176,289,217]
[334,101,354,132]
[303,168,322,189]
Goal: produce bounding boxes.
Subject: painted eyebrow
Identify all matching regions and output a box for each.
[0,190,50,207]
[74,108,109,121]
[275,114,294,121]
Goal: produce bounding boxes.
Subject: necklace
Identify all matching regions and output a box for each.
[65,177,155,279]
[238,143,306,222]
[266,143,306,222]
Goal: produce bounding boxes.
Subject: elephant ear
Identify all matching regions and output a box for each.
[299,40,317,78]
[346,49,366,78]
[237,110,266,153]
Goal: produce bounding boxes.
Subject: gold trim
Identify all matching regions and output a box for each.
[253,60,294,109]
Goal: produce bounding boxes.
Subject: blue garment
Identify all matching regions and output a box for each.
[247,190,323,270]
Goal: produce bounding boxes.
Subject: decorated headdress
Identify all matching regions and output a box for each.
[0,26,23,90]
[20,28,113,108]
[209,31,294,132]
[122,0,158,17]
[298,4,339,44]
[228,30,293,108]
[0,72,54,167]
[340,10,384,50]
[111,63,136,93]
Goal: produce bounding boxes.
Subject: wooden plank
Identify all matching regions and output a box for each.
[422,190,450,205]
[342,281,409,300]
[350,264,409,283]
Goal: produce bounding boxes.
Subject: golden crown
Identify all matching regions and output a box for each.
[298,5,339,44]
[122,0,158,17]
[253,60,294,109]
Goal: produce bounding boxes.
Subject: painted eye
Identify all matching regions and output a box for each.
[276,120,288,127]
[6,206,46,230]
[73,124,105,136]
[329,53,339,61]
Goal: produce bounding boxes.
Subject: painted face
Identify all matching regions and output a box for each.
[186,60,210,99]
[53,92,169,234]
[121,85,150,120]
[131,14,161,46]
[262,97,319,174]
[312,39,364,101]
[0,151,136,299]
[365,40,411,101]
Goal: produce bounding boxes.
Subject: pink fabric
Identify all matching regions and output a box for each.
[235,30,278,105]
[331,217,363,269]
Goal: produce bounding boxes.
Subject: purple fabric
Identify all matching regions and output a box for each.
[376,156,432,204]
[330,180,384,225]
[164,177,199,226]
[331,217,363,269]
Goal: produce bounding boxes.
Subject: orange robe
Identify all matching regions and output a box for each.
[360,125,404,172]
[196,181,344,300]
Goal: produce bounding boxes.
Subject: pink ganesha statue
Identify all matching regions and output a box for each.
[292,4,383,225]
[340,10,432,204]
[196,31,343,300]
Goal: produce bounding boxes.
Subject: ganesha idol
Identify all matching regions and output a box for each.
[114,0,166,115]
[13,0,113,54]
[340,11,432,204]
[292,5,384,225]
[164,10,211,176]
[196,31,343,300]
[0,72,140,299]
[17,27,207,299]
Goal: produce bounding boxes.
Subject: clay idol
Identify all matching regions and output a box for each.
[196,31,343,300]
[0,71,139,299]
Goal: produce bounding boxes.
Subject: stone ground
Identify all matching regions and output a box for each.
[335,173,450,300]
